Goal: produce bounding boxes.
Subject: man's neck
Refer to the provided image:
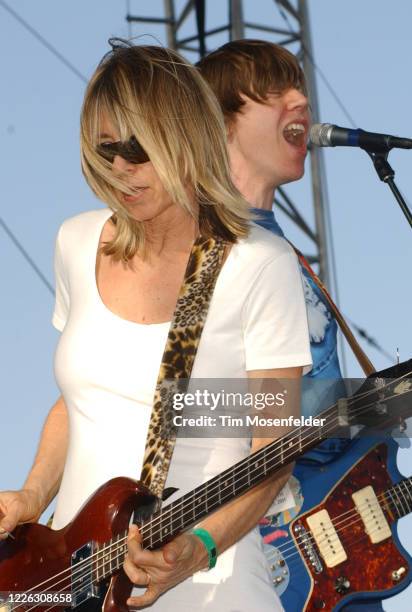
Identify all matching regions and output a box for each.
[229,150,277,211]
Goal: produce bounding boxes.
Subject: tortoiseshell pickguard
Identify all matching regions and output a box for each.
[290,443,409,611]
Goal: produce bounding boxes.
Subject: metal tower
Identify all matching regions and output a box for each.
[126,0,331,285]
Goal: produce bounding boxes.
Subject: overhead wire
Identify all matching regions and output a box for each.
[0,0,89,296]
[347,318,395,363]
[308,60,357,128]
[0,218,54,295]
[0,1,88,84]
[0,0,394,364]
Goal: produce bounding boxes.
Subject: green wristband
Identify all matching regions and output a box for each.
[192,528,218,570]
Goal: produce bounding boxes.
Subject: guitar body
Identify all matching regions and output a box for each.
[0,477,157,611]
[261,437,412,611]
[1,361,412,611]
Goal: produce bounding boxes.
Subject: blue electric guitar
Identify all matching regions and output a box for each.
[260,435,412,610]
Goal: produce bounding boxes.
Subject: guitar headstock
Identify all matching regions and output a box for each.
[351,358,412,433]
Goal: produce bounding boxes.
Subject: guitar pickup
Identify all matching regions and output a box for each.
[337,398,349,427]
[352,485,391,544]
[306,509,347,568]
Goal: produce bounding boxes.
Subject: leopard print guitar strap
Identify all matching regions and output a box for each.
[140,236,228,498]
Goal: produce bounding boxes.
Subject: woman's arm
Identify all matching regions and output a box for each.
[0,396,69,538]
[125,366,302,608]
[193,366,301,557]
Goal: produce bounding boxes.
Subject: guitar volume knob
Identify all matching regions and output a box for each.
[335,576,351,594]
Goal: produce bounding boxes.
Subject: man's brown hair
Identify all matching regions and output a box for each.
[197,39,307,125]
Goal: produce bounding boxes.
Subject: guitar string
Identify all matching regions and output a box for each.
[15,449,409,610]
[28,381,411,609]
[269,499,402,581]
[52,487,399,608]
[9,444,395,612]
[61,365,412,581]
[137,373,412,547]
[11,375,412,608]
[104,482,411,595]
[265,477,412,574]
[11,450,410,612]
[133,370,412,543]
[8,371,412,607]
[261,489,399,565]
[141,388,412,551]
[67,493,407,612]
[34,384,410,593]
[11,382,410,612]
[265,476,412,559]
[54,430,411,604]
[94,489,401,596]
[284,486,407,571]
[24,495,400,612]
[94,484,407,581]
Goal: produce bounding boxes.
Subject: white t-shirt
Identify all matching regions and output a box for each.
[52,208,311,611]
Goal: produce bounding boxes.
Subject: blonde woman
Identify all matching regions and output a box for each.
[0,41,311,610]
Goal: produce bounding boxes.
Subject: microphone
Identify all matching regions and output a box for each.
[310,123,412,152]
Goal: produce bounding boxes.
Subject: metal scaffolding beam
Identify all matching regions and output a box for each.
[126,0,332,286]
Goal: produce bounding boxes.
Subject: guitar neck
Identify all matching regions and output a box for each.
[98,413,333,579]
[141,425,325,549]
[386,477,412,519]
[98,358,412,579]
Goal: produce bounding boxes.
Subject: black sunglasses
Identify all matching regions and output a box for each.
[96,136,150,164]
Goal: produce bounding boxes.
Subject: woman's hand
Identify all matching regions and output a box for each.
[0,489,44,540]
[124,524,207,609]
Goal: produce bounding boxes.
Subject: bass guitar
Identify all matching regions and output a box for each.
[0,360,411,611]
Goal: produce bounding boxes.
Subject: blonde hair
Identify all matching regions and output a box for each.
[80,40,250,261]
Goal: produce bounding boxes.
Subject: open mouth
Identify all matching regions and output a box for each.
[283,123,307,148]
[122,187,147,202]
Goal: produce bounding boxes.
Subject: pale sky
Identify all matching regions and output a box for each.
[1,2,412,610]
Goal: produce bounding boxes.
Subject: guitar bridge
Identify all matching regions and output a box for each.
[71,541,101,607]
[293,522,323,574]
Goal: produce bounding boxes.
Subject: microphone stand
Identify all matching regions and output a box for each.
[367,149,412,229]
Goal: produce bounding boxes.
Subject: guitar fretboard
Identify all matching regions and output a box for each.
[386,477,412,519]
[94,418,330,580]
[92,361,412,582]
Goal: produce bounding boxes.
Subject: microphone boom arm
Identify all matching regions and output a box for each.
[368,150,412,230]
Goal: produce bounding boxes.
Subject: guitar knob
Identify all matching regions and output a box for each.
[392,567,406,581]
[313,598,325,609]
[335,576,351,594]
